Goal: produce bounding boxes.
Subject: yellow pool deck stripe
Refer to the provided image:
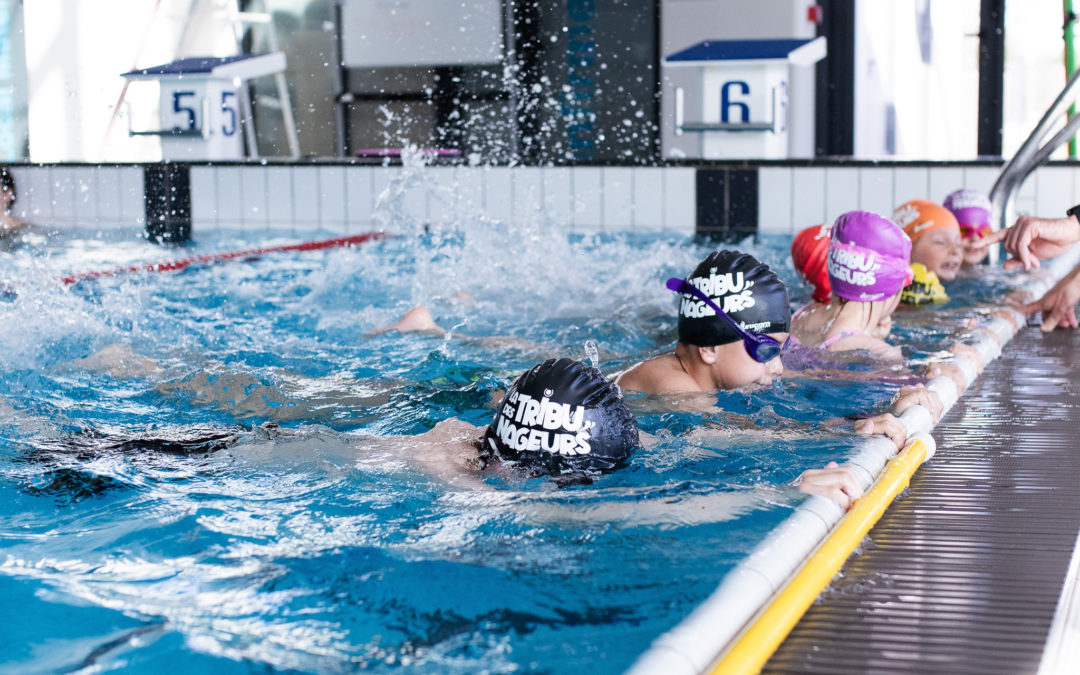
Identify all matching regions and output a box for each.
[708,436,933,675]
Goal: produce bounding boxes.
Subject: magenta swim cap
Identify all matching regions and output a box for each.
[827,211,912,302]
[943,189,991,227]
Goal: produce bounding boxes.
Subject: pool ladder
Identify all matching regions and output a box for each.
[990,67,1080,230]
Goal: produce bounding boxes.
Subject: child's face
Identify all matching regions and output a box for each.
[911,226,963,281]
[715,334,786,388]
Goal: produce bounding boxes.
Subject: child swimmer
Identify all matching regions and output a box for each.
[892,199,961,305]
[616,248,938,447]
[62,352,866,506]
[944,189,994,267]
[615,250,790,395]
[789,211,912,360]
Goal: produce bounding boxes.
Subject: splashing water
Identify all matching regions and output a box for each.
[0,180,1023,672]
[584,339,600,368]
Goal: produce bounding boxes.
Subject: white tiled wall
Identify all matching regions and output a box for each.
[634,168,664,228]
[513,168,544,226]
[346,166,375,232]
[602,167,634,230]
[1035,167,1075,218]
[758,167,792,233]
[240,167,268,230]
[571,168,603,230]
[542,166,573,226]
[266,166,293,229]
[662,167,695,233]
[6,165,143,231]
[318,166,347,232]
[184,164,696,237]
[12,161,1080,240]
[789,167,826,229]
[756,163,1078,235]
[824,168,859,225]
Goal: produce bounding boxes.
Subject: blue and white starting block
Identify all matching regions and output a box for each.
[663,38,827,159]
[122,53,290,161]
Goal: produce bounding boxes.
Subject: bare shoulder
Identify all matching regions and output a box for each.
[415,418,484,444]
[616,355,673,395]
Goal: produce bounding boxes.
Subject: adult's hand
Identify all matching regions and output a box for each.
[1016,265,1080,331]
[975,215,1080,271]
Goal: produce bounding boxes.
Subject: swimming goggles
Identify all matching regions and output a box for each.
[959,223,991,240]
[666,277,787,363]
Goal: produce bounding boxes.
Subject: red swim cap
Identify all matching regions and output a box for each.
[792,224,832,303]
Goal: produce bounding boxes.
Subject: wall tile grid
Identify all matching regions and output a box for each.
[482,167,514,225]
[12,162,1080,241]
[318,166,348,233]
[570,167,604,230]
[213,166,243,230]
[542,166,573,228]
[857,166,893,218]
[6,165,142,231]
[424,167,457,228]
[451,165,485,226]
[189,166,218,230]
[240,166,269,231]
[662,167,696,234]
[757,167,793,233]
[602,167,634,231]
[1035,166,1075,217]
[787,167,826,233]
[266,166,294,230]
[757,164,1077,236]
[346,166,376,231]
[824,167,860,227]
[513,168,545,228]
[634,168,665,230]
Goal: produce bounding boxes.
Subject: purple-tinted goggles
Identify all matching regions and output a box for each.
[666,277,788,363]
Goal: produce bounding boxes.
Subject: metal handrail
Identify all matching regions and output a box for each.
[989,67,1080,231]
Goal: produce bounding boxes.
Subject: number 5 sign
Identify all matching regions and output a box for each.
[157,79,244,160]
[123,54,287,160]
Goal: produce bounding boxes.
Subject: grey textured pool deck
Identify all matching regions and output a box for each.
[764,325,1080,674]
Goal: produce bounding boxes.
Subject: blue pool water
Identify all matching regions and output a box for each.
[0,224,1016,672]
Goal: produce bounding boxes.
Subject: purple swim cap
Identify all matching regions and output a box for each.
[943,189,991,227]
[827,211,912,302]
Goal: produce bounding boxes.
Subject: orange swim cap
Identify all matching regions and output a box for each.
[791,223,831,303]
[891,199,960,244]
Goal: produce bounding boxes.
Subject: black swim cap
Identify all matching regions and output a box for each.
[676,250,790,346]
[481,358,639,475]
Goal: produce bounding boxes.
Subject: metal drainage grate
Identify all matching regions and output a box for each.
[764,327,1080,674]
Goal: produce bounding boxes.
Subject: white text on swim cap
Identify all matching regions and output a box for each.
[682,271,757,318]
[829,247,881,286]
[495,391,594,456]
[948,190,991,212]
[692,270,754,297]
[892,203,919,228]
[680,291,755,318]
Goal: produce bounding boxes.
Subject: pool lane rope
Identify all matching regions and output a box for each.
[58,231,386,285]
[628,242,1080,675]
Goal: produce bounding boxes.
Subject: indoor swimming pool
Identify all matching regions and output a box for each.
[0,223,1020,672]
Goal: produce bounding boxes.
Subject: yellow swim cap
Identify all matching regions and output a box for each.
[901,263,948,305]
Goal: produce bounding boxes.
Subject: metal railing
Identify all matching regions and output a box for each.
[990,68,1080,231]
